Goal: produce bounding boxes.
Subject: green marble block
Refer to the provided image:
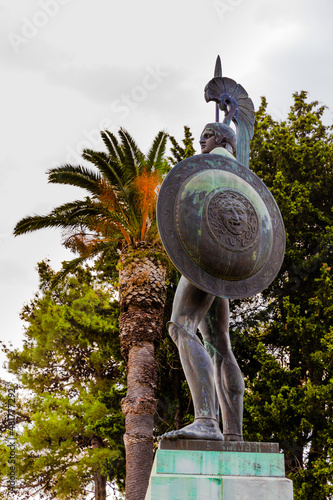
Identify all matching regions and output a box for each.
[155,449,285,477]
[147,474,223,500]
[145,444,293,500]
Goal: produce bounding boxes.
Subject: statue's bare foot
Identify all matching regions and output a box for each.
[159,418,223,441]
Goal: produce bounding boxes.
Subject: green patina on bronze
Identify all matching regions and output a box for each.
[158,153,285,299]
[176,167,273,282]
[155,57,286,451]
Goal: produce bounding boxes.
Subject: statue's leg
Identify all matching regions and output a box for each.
[161,276,222,440]
[199,298,245,441]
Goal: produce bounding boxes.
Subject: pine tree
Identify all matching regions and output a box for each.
[0,262,125,500]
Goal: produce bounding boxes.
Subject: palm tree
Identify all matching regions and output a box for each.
[14,128,170,500]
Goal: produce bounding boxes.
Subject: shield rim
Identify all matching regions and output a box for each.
[157,154,286,299]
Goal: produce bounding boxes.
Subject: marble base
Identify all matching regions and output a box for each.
[145,440,293,500]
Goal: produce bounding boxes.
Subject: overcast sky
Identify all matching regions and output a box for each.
[1,0,333,381]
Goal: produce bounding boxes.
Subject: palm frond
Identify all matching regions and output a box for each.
[133,171,160,240]
[54,238,119,287]
[118,128,145,179]
[145,219,160,243]
[50,256,91,287]
[101,130,125,165]
[14,198,102,236]
[47,165,101,195]
[82,150,128,193]
[48,198,100,216]
[60,208,108,229]
[14,213,79,236]
[146,131,168,172]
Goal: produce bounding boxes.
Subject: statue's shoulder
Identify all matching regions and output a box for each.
[210,147,235,160]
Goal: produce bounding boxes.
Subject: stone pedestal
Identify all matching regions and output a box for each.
[145,440,293,500]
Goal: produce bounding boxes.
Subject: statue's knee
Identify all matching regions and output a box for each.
[167,322,181,345]
[168,322,204,353]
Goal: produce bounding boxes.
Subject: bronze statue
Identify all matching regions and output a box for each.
[157,58,285,442]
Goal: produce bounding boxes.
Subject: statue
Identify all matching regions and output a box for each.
[157,57,285,442]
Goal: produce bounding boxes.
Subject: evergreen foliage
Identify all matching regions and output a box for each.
[232,92,333,499]
[168,126,196,165]
[0,262,125,499]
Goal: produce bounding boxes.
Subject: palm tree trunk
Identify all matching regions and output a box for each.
[119,247,167,500]
[122,343,158,500]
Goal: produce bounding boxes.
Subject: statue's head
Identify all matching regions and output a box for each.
[199,123,237,155]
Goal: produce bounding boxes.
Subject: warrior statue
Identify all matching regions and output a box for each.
[157,57,285,442]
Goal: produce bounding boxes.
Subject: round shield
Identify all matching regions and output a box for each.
[157,154,285,299]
